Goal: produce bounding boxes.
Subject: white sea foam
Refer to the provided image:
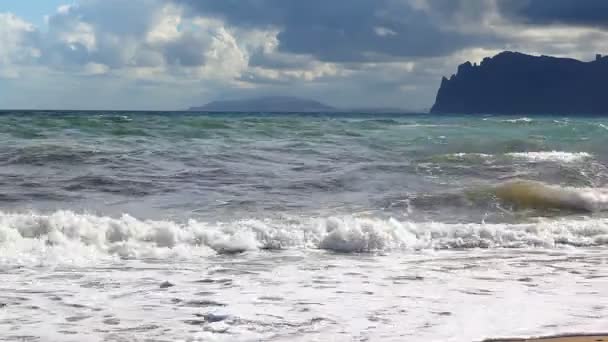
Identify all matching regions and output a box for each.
[1,210,607,265]
[450,153,492,158]
[502,117,534,123]
[446,153,493,159]
[444,151,593,164]
[506,151,592,163]
[401,124,462,128]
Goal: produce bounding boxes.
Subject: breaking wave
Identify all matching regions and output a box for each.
[0,210,607,265]
[501,117,534,124]
[506,151,592,163]
[433,151,593,165]
[493,180,608,212]
[440,153,493,161]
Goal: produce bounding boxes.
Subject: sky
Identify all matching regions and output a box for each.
[1,0,608,110]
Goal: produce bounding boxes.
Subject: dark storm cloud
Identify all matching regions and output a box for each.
[176,0,492,62]
[423,0,490,21]
[499,0,608,27]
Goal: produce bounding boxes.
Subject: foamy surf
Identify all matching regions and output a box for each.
[434,151,593,165]
[506,151,592,163]
[1,210,607,265]
[443,153,493,160]
[501,117,534,123]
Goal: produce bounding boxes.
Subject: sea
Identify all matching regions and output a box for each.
[0,111,606,342]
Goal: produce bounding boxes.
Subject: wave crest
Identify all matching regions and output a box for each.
[506,151,592,163]
[1,210,608,265]
[501,117,534,124]
[494,180,608,212]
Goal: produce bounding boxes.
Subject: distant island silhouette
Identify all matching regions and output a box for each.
[431,51,608,115]
[189,96,335,112]
[188,96,411,113]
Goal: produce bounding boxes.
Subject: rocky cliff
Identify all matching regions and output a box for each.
[431,51,608,115]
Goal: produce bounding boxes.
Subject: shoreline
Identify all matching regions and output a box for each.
[484,335,608,342]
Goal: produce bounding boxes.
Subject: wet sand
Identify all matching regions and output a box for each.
[485,335,608,342]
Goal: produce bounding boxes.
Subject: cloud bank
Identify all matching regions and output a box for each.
[1,0,607,110]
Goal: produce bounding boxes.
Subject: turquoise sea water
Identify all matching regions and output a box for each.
[2,112,608,223]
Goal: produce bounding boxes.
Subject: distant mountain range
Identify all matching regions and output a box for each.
[188,96,413,113]
[431,51,608,115]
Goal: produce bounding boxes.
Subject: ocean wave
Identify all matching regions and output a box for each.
[431,151,593,164]
[444,153,493,159]
[454,153,491,157]
[0,210,607,265]
[506,151,592,163]
[63,175,160,196]
[406,180,608,214]
[493,180,608,212]
[501,117,534,123]
[1,145,100,166]
[401,124,461,128]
